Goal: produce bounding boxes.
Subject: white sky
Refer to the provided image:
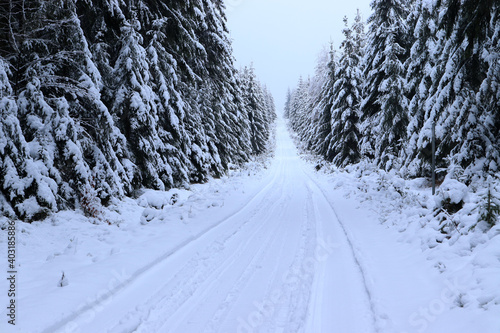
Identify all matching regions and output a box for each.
[225,0,373,112]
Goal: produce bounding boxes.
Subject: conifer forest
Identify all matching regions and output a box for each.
[0,0,276,221]
[1,1,500,332]
[286,1,499,179]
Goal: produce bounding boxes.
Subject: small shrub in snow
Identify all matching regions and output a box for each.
[376,173,389,192]
[58,272,68,287]
[170,193,179,205]
[478,183,500,229]
[80,179,112,225]
[81,183,103,219]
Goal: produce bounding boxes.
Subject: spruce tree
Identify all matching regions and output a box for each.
[240,66,268,155]
[304,46,332,154]
[283,89,292,119]
[313,45,337,158]
[477,4,500,173]
[427,0,496,179]
[326,16,363,167]
[111,15,171,190]
[403,0,439,177]
[198,0,253,168]
[361,0,410,169]
[0,58,56,220]
[14,0,111,217]
[288,77,310,136]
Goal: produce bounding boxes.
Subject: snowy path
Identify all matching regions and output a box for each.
[40,121,375,333]
[7,118,487,333]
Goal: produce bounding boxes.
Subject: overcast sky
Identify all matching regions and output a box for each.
[225,0,373,112]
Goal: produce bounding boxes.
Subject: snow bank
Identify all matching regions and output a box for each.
[435,177,469,206]
[297,146,500,332]
[0,157,271,333]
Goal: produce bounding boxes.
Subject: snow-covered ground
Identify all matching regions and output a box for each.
[1,118,499,332]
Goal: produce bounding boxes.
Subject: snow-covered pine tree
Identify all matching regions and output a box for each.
[288,77,311,139]
[0,0,136,221]
[240,66,269,155]
[111,13,173,190]
[352,9,367,58]
[311,45,338,158]
[402,0,439,178]
[360,0,410,169]
[263,85,277,125]
[302,47,331,153]
[173,1,218,175]
[0,58,50,220]
[450,0,499,177]
[198,0,253,168]
[283,88,292,119]
[286,84,297,125]
[85,0,202,190]
[0,1,61,220]
[476,3,500,173]
[425,0,497,179]
[143,0,216,184]
[296,78,317,148]
[325,16,364,167]
[478,178,500,228]
[50,1,133,211]
[260,84,277,146]
[16,67,62,220]
[68,9,134,208]
[7,0,102,218]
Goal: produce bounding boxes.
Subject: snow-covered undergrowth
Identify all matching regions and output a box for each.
[305,150,500,320]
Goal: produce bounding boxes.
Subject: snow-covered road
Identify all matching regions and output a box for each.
[4,118,494,333]
[50,121,375,333]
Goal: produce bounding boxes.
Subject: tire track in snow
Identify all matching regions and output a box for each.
[198,145,297,333]
[201,162,294,333]
[45,156,285,333]
[134,144,292,333]
[269,183,317,333]
[132,178,288,333]
[208,174,315,333]
[301,165,381,333]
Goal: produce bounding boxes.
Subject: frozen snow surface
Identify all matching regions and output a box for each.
[1,118,499,332]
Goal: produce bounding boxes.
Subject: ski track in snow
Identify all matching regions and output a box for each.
[38,119,377,333]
